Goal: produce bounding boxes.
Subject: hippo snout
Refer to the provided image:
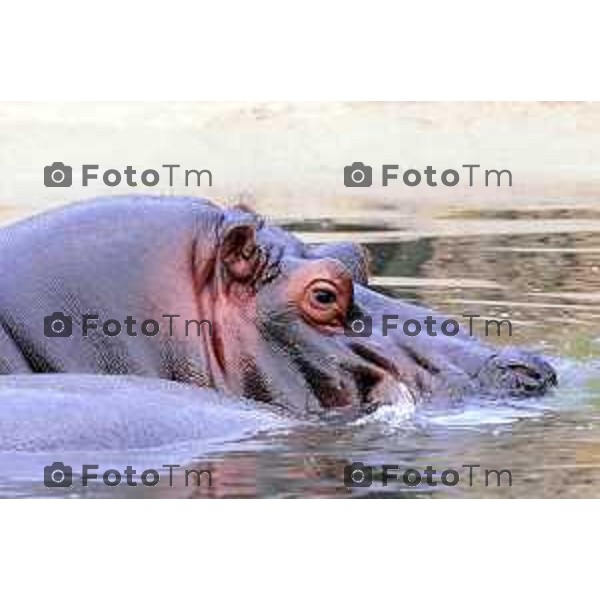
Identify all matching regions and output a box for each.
[476,349,558,396]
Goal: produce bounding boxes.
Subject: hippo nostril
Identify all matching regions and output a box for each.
[512,365,541,381]
[478,350,558,397]
[509,361,558,392]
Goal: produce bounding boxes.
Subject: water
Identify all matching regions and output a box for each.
[2,197,599,498]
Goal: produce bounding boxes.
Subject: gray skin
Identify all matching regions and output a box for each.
[0,196,557,417]
[0,374,292,490]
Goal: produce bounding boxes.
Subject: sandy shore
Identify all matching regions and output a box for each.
[0,102,598,224]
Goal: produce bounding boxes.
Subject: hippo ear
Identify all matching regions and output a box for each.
[219,221,260,282]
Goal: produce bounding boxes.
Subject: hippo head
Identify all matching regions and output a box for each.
[202,209,557,413]
[201,212,388,413]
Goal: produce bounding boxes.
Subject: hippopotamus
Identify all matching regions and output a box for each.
[0,196,557,416]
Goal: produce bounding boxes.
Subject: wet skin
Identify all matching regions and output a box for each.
[0,196,557,415]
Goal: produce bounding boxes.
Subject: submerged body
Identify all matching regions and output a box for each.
[0,196,556,425]
[0,374,291,492]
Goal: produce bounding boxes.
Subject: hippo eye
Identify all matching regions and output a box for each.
[301,279,348,329]
[313,288,337,305]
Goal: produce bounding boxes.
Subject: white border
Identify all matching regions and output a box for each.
[2,501,597,597]
[1,1,598,100]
